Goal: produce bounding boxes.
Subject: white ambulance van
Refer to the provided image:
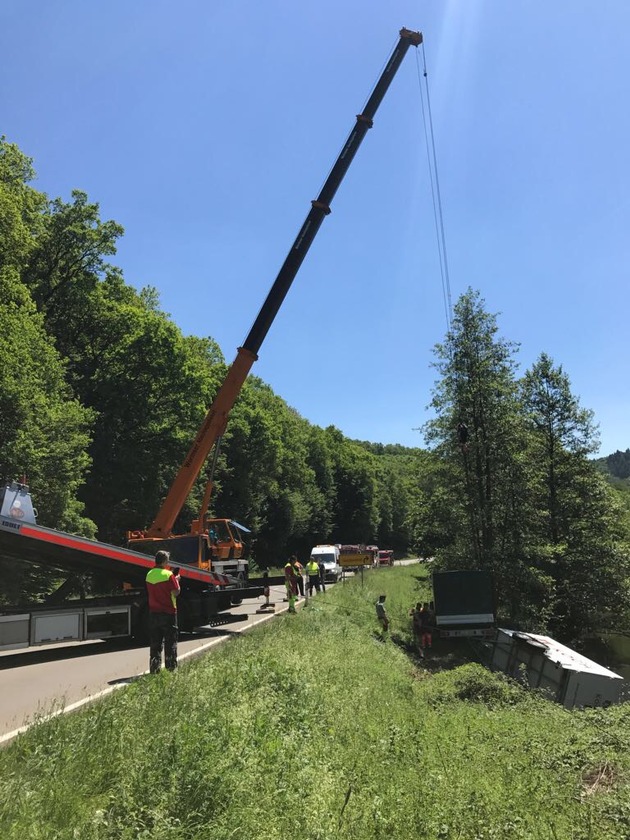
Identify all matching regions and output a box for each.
[309,544,342,582]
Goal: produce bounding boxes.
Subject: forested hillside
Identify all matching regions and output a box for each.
[1,137,629,644]
[593,449,630,486]
[592,450,630,529]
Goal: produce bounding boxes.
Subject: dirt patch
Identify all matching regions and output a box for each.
[581,761,619,798]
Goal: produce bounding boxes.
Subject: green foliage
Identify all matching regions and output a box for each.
[328,428,379,544]
[419,289,542,623]
[2,567,630,839]
[414,289,630,642]
[0,137,46,270]
[422,662,529,708]
[0,266,94,531]
[21,189,124,344]
[78,302,224,542]
[520,354,630,639]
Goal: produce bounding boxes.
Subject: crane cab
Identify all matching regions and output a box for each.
[127,519,250,581]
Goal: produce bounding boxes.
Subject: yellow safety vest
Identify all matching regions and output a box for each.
[306,561,319,576]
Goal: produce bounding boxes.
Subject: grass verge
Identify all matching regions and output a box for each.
[1,565,630,839]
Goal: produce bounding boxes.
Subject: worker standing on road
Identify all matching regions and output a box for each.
[292,555,305,598]
[284,559,298,614]
[146,550,180,673]
[306,557,320,596]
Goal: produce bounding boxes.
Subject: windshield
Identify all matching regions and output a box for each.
[207,520,237,543]
[314,553,336,564]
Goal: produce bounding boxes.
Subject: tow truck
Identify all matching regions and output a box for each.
[0,27,423,652]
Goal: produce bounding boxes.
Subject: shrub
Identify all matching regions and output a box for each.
[423,662,530,708]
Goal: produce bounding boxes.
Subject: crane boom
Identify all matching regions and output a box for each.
[146,27,422,538]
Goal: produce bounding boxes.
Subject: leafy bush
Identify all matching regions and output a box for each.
[421,662,530,709]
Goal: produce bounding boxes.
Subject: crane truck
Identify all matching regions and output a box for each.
[0,27,423,652]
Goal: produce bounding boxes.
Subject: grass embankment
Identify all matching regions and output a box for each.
[2,566,630,839]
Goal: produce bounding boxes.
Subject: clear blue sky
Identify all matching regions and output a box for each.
[3,1,629,455]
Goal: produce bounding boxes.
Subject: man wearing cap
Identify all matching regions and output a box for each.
[306,556,321,596]
[146,549,180,673]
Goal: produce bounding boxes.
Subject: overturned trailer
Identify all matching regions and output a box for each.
[488,628,624,709]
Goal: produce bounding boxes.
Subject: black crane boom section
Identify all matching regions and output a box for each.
[243,27,422,355]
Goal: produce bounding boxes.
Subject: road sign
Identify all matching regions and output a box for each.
[339,552,372,567]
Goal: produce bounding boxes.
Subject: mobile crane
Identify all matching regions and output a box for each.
[126,26,423,572]
[0,27,423,651]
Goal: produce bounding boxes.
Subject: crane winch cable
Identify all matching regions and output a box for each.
[414,43,453,331]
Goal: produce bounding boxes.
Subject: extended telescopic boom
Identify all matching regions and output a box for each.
[147,27,422,538]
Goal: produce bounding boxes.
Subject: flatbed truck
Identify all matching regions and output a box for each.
[0,481,262,651]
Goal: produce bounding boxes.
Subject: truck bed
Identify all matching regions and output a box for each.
[0,518,231,591]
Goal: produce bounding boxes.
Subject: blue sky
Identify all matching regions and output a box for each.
[3,1,629,455]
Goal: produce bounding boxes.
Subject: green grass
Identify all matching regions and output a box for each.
[1,565,630,839]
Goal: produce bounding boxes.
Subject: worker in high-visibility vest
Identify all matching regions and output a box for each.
[284,560,298,614]
[146,550,180,673]
[306,558,320,596]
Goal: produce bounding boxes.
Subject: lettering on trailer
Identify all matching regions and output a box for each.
[0,519,22,532]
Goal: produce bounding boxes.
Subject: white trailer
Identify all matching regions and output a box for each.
[489,628,624,709]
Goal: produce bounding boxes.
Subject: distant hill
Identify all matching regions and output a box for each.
[592,448,630,481]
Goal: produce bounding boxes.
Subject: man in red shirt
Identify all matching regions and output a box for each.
[146,550,180,673]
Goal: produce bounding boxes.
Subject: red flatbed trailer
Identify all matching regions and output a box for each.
[0,482,261,651]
